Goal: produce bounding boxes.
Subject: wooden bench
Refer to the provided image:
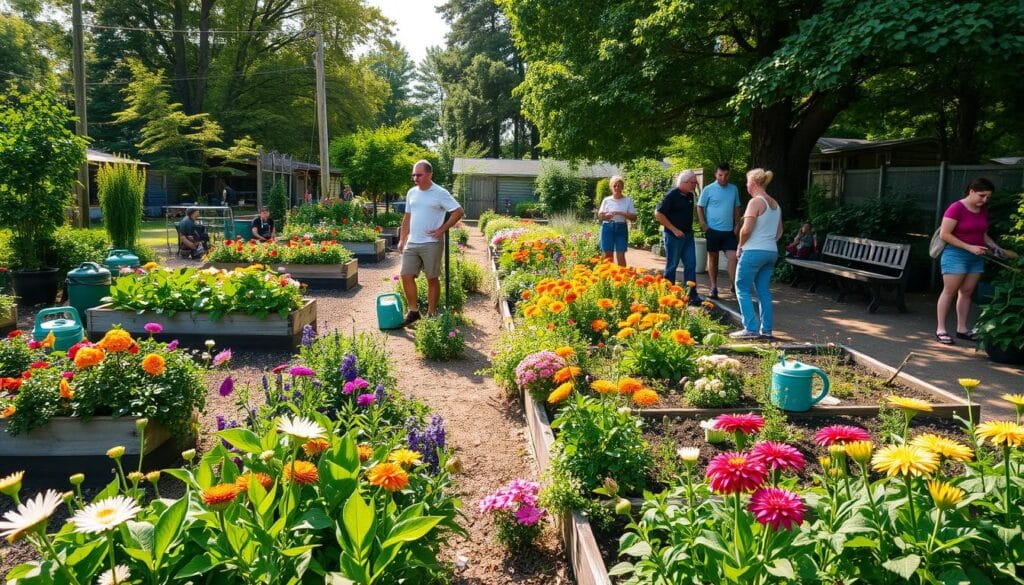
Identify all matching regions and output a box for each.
[786,234,911,313]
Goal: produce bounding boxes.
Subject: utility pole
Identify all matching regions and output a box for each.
[72,0,90,228]
[313,31,331,201]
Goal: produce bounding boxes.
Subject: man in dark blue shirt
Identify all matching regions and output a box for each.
[251,207,276,242]
[654,171,701,303]
[178,208,209,259]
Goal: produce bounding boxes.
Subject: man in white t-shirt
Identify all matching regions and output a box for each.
[397,160,464,326]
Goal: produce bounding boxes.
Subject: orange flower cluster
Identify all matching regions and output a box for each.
[284,460,319,485]
[141,353,165,376]
[302,438,330,456]
[234,472,273,492]
[98,329,134,353]
[367,462,409,491]
[74,346,106,369]
[202,483,241,510]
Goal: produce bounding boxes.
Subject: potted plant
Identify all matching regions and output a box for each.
[0,89,88,305]
[975,256,1024,365]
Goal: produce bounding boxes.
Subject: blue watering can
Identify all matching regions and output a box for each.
[376,293,405,330]
[32,307,85,351]
[771,354,829,412]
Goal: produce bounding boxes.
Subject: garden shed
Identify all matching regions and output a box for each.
[452,158,623,218]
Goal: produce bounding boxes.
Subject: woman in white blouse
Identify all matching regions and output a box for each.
[597,175,637,266]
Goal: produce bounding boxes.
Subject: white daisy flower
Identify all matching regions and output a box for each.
[72,495,141,534]
[676,447,701,463]
[276,415,326,440]
[96,564,131,585]
[0,489,63,542]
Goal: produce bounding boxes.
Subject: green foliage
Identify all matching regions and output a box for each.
[268,181,288,232]
[330,123,427,203]
[292,199,367,226]
[593,178,611,211]
[624,159,673,242]
[206,240,353,266]
[483,217,526,243]
[515,201,543,218]
[535,160,585,215]
[550,395,653,494]
[478,210,500,233]
[0,332,40,377]
[801,182,835,219]
[489,324,584,396]
[975,257,1024,352]
[451,225,470,246]
[456,255,484,293]
[374,211,404,229]
[44,227,110,278]
[810,197,923,241]
[97,162,146,251]
[414,313,466,360]
[0,88,87,269]
[0,13,55,90]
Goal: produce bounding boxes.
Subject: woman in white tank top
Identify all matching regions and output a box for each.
[730,169,783,339]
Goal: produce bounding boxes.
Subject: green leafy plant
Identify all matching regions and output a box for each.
[975,257,1024,352]
[414,313,466,360]
[450,225,470,245]
[97,162,146,251]
[0,331,39,377]
[205,238,353,265]
[283,222,381,243]
[536,160,585,215]
[624,159,673,242]
[592,178,611,211]
[478,210,500,233]
[0,88,87,270]
[268,180,289,232]
[374,211,404,229]
[42,227,110,278]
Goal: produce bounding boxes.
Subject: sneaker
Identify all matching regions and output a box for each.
[708,288,720,300]
[401,310,421,327]
[687,295,703,306]
[760,332,776,341]
[728,329,760,340]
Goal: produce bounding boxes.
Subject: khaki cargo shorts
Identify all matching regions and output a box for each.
[401,241,444,279]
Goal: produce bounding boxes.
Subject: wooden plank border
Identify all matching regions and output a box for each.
[207,260,359,290]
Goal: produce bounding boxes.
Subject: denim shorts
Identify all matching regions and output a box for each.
[600,221,628,253]
[940,245,984,275]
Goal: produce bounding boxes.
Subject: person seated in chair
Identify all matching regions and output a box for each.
[785,222,818,259]
[251,206,276,242]
[179,208,210,259]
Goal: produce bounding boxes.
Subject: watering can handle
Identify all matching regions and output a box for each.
[808,366,830,406]
[108,249,131,256]
[34,306,82,323]
[78,262,103,272]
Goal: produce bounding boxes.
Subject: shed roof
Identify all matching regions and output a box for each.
[86,148,149,166]
[452,157,623,179]
[814,137,936,154]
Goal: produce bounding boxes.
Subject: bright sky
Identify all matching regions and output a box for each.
[367,0,450,65]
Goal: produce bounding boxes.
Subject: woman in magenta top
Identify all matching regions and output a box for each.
[934,177,1006,345]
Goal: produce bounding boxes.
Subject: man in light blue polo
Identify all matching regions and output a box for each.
[697,162,741,299]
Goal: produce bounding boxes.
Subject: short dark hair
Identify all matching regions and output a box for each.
[185,207,197,216]
[966,177,995,194]
[716,162,731,172]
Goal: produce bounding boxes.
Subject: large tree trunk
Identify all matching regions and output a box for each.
[950,83,981,163]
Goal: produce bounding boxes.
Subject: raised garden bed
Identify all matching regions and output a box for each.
[207,259,358,290]
[341,239,386,263]
[0,417,180,487]
[87,298,317,350]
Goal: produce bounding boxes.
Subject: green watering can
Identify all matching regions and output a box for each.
[376,293,405,330]
[771,354,829,412]
[32,307,85,351]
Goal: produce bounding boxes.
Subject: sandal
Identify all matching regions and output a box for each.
[955,330,979,342]
[935,332,955,345]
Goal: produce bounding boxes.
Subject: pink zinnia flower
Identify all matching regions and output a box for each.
[212,349,232,367]
[814,425,871,446]
[144,322,163,334]
[748,487,805,531]
[516,504,544,526]
[165,339,179,351]
[288,365,316,377]
[356,393,376,407]
[705,451,767,494]
[751,441,805,473]
[712,414,765,436]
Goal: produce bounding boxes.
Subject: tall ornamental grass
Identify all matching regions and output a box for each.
[97,162,146,250]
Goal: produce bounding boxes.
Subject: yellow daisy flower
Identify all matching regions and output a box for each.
[871,444,939,477]
[957,378,981,390]
[844,441,874,465]
[910,434,973,462]
[975,421,1024,447]
[927,479,965,511]
[886,395,933,413]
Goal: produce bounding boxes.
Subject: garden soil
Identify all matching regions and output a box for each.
[2,231,569,584]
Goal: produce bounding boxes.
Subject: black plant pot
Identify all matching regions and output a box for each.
[984,343,1024,366]
[11,268,61,306]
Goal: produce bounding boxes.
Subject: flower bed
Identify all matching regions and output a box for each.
[204,239,359,289]
[0,298,15,336]
[283,223,387,261]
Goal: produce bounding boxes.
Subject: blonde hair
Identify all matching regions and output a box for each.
[746,168,774,187]
[609,175,624,189]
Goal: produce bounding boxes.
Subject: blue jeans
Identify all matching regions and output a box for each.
[735,249,777,334]
[663,230,696,285]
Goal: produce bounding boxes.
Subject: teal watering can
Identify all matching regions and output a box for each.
[32,307,85,351]
[771,354,829,412]
[376,293,405,330]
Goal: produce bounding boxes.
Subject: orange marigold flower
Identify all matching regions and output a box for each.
[234,472,273,492]
[591,319,608,332]
[59,379,74,400]
[367,463,409,492]
[563,291,578,303]
[597,298,614,309]
[671,329,695,346]
[141,353,166,376]
[39,331,56,349]
[283,460,320,485]
[357,443,374,462]
[625,313,642,326]
[590,380,618,394]
[617,378,643,394]
[616,327,636,340]
[651,329,661,339]
[630,302,649,313]
[548,301,566,314]
[658,294,677,307]
[520,290,532,300]
[554,346,575,358]
[98,329,134,353]
[553,366,582,383]
[202,483,241,510]
[74,346,106,369]
[524,305,541,318]
[633,389,659,407]
[548,382,574,404]
[302,438,330,456]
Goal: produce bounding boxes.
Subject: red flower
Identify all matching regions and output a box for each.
[21,370,31,379]
[748,487,805,531]
[6,330,22,339]
[1,377,22,392]
[713,414,765,436]
[128,343,139,355]
[271,364,288,374]
[751,441,805,473]
[29,361,50,369]
[706,451,767,494]
[814,425,871,447]
[341,218,349,224]
[270,249,279,257]
[67,341,91,360]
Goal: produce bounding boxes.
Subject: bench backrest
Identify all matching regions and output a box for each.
[821,234,911,273]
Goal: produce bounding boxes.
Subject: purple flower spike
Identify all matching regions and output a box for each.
[144,322,163,334]
[288,365,316,377]
[166,339,179,351]
[357,393,376,407]
[212,349,232,367]
[219,376,234,397]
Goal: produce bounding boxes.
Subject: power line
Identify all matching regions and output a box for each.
[85,23,312,36]
[86,66,314,86]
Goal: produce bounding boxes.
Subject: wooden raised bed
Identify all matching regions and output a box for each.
[341,239,386,263]
[0,417,180,487]
[207,259,358,290]
[0,304,15,335]
[87,298,317,350]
